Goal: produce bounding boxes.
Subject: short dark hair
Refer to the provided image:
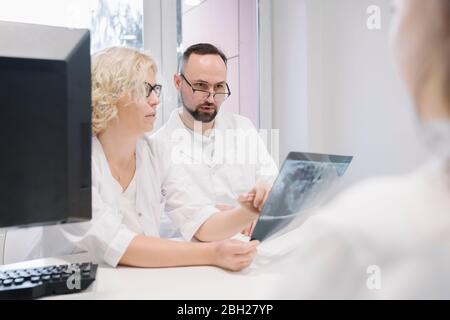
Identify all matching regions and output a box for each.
[179,43,227,73]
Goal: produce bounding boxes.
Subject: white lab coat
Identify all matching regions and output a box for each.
[9,136,217,267]
[151,109,278,236]
[254,158,450,299]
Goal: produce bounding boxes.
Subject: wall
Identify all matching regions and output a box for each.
[269,0,428,185]
[271,0,309,165]
[143,0,179,129]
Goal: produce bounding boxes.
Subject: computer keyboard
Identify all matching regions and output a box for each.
[0,262,98,300]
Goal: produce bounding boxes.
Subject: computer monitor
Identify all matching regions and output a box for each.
[0,21,92,229]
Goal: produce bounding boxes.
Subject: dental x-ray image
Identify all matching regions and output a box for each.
[251,152,353,241]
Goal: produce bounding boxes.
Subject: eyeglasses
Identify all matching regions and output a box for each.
[180,74,231,102]
[145,82,162,98]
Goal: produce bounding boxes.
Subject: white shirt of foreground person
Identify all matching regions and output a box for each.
[263,158,450,299]
[152,109,278,236]
[37,136,218,267]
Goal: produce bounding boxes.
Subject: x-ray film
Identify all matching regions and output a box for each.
[251,152,353,241]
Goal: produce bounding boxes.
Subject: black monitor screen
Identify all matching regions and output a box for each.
[0,21,92,229]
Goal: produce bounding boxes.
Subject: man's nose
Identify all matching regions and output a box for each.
[206,92,215,104]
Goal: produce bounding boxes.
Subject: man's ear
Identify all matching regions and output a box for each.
[174,73,181,90]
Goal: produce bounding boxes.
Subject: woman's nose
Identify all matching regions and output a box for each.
[148,92,160,107]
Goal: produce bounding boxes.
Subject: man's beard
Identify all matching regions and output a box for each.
[181,95,218,123]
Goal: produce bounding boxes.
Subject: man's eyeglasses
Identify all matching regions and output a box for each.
[180,74,231,103]
[145,82,162,98]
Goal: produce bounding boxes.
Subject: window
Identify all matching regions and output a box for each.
[0,0,144,53]
[90,0,143,53]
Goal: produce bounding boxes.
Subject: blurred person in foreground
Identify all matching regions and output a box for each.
[271,0,450,299]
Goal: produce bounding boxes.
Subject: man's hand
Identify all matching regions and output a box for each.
[215,203,234,211]
[238,182,271,236]
[241,221,256,237]
[248,182,271,211]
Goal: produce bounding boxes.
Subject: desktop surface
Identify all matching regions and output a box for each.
[0,253,282,300]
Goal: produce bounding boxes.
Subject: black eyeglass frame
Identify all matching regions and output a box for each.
[144,82,163,98]
[180,73,231,101]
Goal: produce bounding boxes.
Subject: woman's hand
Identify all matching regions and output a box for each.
[211,239,259,271]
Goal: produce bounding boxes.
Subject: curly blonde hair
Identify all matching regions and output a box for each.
[91,47,157,135]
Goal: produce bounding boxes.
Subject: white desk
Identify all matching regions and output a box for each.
[0,227,305,299]
[0,252,285,300]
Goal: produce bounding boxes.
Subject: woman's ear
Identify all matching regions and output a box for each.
[115,93,132,114]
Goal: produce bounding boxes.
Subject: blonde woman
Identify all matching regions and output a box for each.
[42,47,260,271]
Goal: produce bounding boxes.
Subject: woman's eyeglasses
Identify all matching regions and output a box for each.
[145,82,162,98]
